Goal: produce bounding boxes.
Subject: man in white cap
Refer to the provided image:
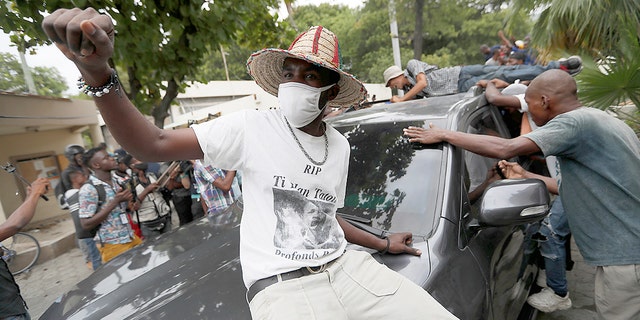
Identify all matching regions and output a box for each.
[383,56,582,102]
[42,8,457,319]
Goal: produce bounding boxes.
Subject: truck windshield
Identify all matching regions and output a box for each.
[336,119,445,237]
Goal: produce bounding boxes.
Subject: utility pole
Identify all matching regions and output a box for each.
[388,0,403,96]
[388,0,401,68]
[219,44,230,81]
[19,50,37,94]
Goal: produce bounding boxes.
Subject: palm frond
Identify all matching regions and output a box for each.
[578,60,640,110]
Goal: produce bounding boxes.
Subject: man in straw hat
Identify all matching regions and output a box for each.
[383,55,582,102]
[43,8,457,319]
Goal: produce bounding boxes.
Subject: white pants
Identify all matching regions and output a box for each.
[249,250,458,320]
[595,264,640,320]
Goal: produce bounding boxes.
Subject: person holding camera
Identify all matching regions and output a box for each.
[165,161,195,226]
[79,146,142,263]
[129,159,172,237]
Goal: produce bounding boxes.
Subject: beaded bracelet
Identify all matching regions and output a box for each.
[77,69,120,97]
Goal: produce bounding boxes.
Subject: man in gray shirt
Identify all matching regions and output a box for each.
[404,69,640,320]
[383,57,582,101]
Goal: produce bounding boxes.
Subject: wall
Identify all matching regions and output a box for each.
[0,129,85,225]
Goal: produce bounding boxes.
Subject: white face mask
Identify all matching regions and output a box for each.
[278,82,335,127]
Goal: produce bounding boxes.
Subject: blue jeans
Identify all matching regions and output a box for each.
[457,61,560,93]
[537,197,571,296]
[78,237,102,271]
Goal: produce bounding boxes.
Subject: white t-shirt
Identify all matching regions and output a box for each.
[192,109,349,288]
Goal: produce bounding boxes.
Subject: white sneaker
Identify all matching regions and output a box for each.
[536,270,547,288]
[527,288,572,313]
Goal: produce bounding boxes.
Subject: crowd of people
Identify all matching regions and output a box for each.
[54,144,242,270]
[381,30,640,319]
[401,66,640,319]
[2,7,638,319]
[480,30,536,66]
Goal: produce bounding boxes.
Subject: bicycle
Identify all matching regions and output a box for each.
[1,232,41,275]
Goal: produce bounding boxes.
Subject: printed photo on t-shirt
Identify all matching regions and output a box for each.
[272,188,341,254]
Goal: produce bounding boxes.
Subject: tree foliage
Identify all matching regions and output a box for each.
[0,52,68,96]
[0,1,51,53]
[1,0,282,128]
[509,0,640,60]
[287,0,531,84]
[509,0,640,134]
[3,0,543,121]
[198,9,296,82]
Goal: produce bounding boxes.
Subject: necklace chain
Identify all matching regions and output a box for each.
[284,117,328,166]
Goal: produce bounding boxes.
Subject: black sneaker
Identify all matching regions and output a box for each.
[558,56,583,76]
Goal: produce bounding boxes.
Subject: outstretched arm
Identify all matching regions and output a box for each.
[483,81,522,110]
[0,178,50,241]
[498,30,514,48]
[403,123,541,159]
[41,8,202,162]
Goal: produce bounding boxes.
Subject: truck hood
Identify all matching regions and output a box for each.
[41,200,251,320]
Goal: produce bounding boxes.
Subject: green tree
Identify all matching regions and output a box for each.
[0,52,68,96]
[398,0,531,66]
[289,1,395,83]
[412,0,424,60]
[288,0,531,84]
[283,0,299,32]
[1,0,282,128]
[198,9,296,82]
[509,0,640,134]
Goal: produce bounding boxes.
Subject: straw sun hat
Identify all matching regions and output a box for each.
[247,26,367,107]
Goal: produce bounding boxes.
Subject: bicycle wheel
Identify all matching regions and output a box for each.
[1,232,40,275]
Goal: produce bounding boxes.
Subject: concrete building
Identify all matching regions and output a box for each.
[0,81,392,226]
[166,80,391,128]
[0,92,103,225]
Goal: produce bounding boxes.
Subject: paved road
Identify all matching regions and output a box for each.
[14,247,92,319]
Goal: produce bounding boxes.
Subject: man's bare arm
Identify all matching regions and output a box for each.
[484,82,522,110]
[0,178,50,241]
[42,8,203,162]
[404,124,541,159]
